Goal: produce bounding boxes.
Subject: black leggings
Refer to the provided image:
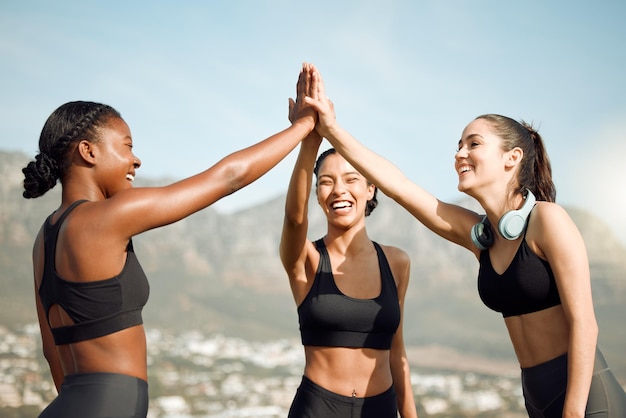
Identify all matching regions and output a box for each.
[288,375,398,418]
[39,372,149,418]
[522,348,626,417]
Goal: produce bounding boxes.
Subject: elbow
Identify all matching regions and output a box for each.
[284,209,307,227]
[584,312,599,340]
[572,315,598,343]
[589,320,599,341]
[283,196,309,228]
[221,161,250,195]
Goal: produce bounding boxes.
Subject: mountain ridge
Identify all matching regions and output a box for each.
[2,150,624,379]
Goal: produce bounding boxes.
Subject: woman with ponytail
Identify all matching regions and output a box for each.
[23,65,316,418]
[304,64,626,417]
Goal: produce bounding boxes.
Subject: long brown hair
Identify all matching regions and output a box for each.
[476,114,556,202]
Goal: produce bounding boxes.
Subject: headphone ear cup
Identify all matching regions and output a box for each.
[498,212,527,240]
[498,190,536,240]
[471,216,494,250]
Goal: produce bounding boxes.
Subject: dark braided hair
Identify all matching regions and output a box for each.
[22,101,121,198]
[475,114,556,202]
[313,148,379,216]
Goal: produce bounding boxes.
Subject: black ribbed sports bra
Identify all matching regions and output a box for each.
[39,200,150,345]
[477,238,561,318]
[297,239,401,349]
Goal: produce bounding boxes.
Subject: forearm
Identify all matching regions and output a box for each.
[49,359,64,392]
[37,286,64,392]
[110,119,313,237]
[563,322,598,417]
[323,122,431,215]
[390,328,418,417]
[324,123,406,194]
[280,134,321,268]
[219,120,314,194]
[324,122,454,236]
[42,342,64,392]
[391,352,418,418]
[284,135,322,224]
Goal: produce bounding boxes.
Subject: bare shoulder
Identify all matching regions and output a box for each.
[527,201,583,258]
[376,243,409,262]
[376,243,410,283]
[531,200,570,219]
[528,201,577,234]
[67,197,141,243]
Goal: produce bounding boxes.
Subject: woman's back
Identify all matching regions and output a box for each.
[34,200,149,380]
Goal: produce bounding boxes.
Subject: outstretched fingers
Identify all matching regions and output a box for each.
[288,64,306,123]
[296,63,306,100]
[304,63,316,101]
[305,65,335,134]
[305,68,326,110]
[289,63,317,127]
[312,64,324,101]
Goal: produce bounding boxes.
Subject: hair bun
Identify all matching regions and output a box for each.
[37,152,60,177]
[21,152,60,198]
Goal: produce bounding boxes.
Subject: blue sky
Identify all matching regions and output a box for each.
[2,1,625,243]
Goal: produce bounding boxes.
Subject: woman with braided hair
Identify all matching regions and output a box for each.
[304,64,626,417]
[23,65,316,417]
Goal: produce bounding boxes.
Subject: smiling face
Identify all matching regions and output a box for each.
[92,117,141,197]
[455,118,515,197]
[315,152,375,229]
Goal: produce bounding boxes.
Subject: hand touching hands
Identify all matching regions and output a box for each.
[288,62,337,142]
[303,64,337,139]
[289,63,322,145]
[288,63,317,129]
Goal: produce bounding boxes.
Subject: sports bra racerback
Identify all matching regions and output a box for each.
[39,200,150,345]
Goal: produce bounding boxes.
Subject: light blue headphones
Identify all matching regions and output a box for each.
[471,189,536,250]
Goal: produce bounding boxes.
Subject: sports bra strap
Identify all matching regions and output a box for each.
[58,200,89,222]
[44,200,89,274]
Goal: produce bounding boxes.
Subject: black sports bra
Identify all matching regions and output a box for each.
[39,200,150,345]
[477,238,561,318]
[297,239,401,349]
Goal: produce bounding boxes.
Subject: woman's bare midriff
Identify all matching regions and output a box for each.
[303,346,393,397]
[504,305,570,368]
[56,325,148,381]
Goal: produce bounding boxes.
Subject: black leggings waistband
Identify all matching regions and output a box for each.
[521,348,626,417]
[302,375,395,405]
[288,375,398,417]
[39,372,149,418]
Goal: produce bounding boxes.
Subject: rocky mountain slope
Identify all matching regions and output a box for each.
[1,150,624,378]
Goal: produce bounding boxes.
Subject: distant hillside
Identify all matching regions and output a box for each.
[2,150,625,379]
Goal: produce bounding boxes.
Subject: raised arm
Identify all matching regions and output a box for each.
[279,134,322,301]
[280,64,322,304]
[305,65,480,251]
[100,65,317,241]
